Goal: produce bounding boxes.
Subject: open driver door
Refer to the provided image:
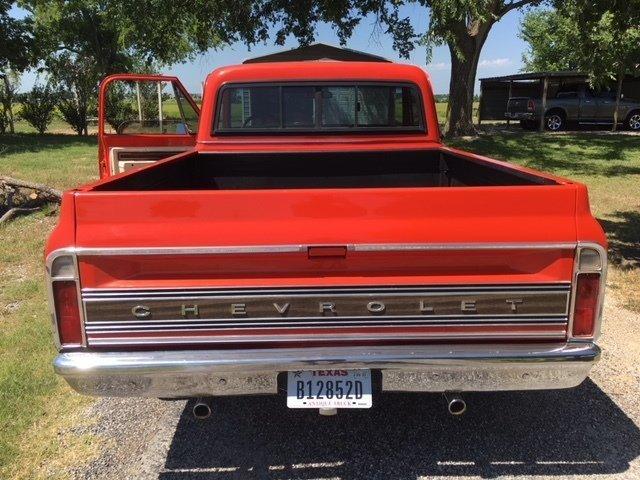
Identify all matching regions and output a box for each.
[98,74,200,178]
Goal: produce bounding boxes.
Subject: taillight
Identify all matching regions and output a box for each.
[571,246,606,338]
[572,273,600,337]
[527,99,535,111]
[48,254,83,348]
[53,281,82,346]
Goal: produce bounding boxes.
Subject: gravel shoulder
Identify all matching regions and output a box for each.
[71,293,640,480]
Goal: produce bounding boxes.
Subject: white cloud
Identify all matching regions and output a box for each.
[478,58,511,68]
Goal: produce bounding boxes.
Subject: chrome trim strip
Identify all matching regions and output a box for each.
[71,242,577,257]
[352,242,576,252]
[87,330,567,347]
[85,314,568,325]
[85,320,567,332]
[53,342,599,397]
[82,284,572,298]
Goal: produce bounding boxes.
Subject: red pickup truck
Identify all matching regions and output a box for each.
[47,60,607,416]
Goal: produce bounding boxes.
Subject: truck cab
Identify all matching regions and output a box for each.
[47,60,607,415]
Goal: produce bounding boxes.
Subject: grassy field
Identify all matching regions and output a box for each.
[1,127,639,477]
[0,134,99,479]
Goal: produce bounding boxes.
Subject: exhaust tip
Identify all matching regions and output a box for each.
[447,397,467,416]
[193,400,212,420]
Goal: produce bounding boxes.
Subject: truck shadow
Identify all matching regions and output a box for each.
[160,379,639,479]
[0,132,96,156]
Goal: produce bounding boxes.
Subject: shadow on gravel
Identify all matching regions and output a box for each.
[599,210,640,270]
[161,379,639,479]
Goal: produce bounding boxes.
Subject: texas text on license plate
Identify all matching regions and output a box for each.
[286,369,372,408]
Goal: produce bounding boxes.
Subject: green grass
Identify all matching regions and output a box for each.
[435,102,480,126]
[0,133,98,189]
[0,208,98,478]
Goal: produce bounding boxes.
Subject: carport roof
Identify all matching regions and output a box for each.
[243,43,392,64]
[480,71,587,82]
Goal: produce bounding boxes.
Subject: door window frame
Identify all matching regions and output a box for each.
[98,74,200,137]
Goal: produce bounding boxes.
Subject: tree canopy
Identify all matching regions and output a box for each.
[521,1,640,86]
[1,0,34,71]
[6,0,547,137]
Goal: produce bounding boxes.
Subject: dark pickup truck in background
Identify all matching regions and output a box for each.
[506,82,640,131]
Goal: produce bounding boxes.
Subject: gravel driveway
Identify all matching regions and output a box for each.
[72,294,640,480]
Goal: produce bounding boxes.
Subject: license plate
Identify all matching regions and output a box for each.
[287,369,372,409]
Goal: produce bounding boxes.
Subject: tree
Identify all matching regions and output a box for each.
[20,0,223,134]
[520,9,583,72]
[23,0,222,73]
[123,0,540,137]
[1,1,34,133]
[53,55,96,136]
[521,1,640,131]
[18,81,58,134]
[417,1,544,136]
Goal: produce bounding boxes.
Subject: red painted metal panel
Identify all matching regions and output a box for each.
[78,249,574,289]
[73,185,579,248]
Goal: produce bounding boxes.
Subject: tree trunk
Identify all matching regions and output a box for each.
[444,25,491,138]
[2,75,15,134]
[612,70,624,132]
[0,176,62,202]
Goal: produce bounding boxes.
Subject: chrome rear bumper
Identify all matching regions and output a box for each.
[54,342,599,398]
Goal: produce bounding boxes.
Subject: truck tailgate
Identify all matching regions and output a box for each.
[72,185,577,347]
[74,186,577,248]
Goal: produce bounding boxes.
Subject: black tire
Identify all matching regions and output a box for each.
[627,111,640,131]
[544,111,565,131]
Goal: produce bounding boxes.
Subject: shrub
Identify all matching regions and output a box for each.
[18,84,58,134]
[58,93,96,136]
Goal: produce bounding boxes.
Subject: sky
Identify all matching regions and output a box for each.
[17,4,531,95]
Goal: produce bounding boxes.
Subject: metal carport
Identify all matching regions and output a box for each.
[478,72,640,131]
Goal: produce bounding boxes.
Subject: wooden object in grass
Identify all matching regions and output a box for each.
[0,176,62,223]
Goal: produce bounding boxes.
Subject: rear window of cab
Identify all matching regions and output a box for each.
[215,83,425,133]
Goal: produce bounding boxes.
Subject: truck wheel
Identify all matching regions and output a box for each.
[545,112,564,131]
[627,111,640,131]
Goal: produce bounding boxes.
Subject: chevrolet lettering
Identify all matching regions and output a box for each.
[46,53,607,417]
